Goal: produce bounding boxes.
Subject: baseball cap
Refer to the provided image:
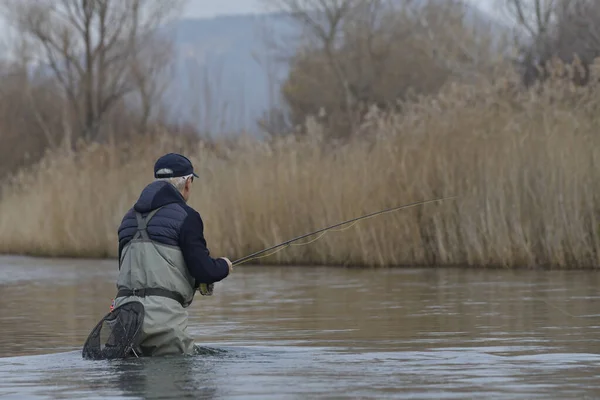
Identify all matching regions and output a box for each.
[153,153,199,179]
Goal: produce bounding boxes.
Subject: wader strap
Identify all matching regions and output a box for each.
[116,288,185,307]
[133,207,163,240]
[121,206,187,307]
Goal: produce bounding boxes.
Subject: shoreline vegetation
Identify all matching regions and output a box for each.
[3,66,600,269]
[4,0,600,269]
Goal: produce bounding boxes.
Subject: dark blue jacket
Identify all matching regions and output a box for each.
[117,180,230,286]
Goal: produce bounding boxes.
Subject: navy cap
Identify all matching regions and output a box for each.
[154,153,199,179]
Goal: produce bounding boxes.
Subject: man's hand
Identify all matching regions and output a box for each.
[220,257,233,275]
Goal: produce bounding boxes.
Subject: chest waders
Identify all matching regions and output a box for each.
[82,208,193,360]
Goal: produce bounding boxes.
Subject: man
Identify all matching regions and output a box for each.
[113,153,232,357]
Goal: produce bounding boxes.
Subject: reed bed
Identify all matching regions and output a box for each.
[2,67,600,268]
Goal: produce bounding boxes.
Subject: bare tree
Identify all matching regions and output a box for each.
[129,32,176,133]
[1,0,185,143]
[501,0,600,85]
[502,0,556,42]
[260,0,499,136]
[261,0,364,130]
[551,1,600,60]
[408,0,503,79]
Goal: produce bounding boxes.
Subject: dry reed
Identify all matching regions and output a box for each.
[2,65,600,268]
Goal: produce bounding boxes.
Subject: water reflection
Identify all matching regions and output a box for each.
[110,356,218,400]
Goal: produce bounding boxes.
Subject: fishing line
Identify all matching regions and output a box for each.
[238,221,352,264]
[232,196,457,266]
[228,194,598,320]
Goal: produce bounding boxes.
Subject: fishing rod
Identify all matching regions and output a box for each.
[231,195,458,266]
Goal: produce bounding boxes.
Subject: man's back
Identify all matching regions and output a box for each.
[114,179,230,356]
[118,180,190,261]
[118,180,230,287]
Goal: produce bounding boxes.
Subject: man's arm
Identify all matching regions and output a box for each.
[117,208,136,268]
[179,208,230,285]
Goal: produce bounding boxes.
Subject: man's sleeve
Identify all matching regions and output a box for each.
[179,209,230,285]
[117,208,136,268]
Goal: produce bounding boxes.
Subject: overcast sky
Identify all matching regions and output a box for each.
[184,0,500,19]
[183,0,264,18]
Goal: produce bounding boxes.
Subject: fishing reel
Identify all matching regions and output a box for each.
[198,282,214,296]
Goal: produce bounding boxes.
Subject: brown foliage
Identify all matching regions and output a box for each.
[1,0,182,142]
[273,0,499,137]
[0,64,64,181]
[2,61,600,268]
[0,0,185,181]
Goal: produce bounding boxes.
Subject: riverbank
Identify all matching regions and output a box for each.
[1,70,600,268]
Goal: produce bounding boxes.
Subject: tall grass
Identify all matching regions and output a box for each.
[2,65,600,268]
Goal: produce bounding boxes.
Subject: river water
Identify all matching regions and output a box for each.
[0,255,600,399]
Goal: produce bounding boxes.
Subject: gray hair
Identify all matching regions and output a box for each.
[155,168,192,192]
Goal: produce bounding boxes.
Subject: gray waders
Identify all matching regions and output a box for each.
[113,206,198,357]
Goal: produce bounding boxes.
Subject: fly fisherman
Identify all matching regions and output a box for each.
[113,153,233,357]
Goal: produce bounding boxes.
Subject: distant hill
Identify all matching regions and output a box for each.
[162,4,510,136]
[163,13,295,136]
